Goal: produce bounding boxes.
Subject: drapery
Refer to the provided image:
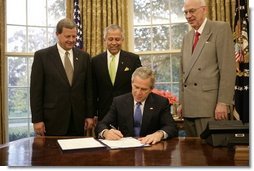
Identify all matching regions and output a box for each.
[206,0,236,28]
[0,0,6,144]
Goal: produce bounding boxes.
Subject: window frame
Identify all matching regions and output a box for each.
[128,0,188,99]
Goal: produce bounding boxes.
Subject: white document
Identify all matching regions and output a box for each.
[99,137,149,149]
[57,137,105,150]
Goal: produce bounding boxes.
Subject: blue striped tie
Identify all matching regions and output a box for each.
[134,102,142,137]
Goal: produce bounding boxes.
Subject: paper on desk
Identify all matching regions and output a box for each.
[57,137,105,150]
[99,137,150,149]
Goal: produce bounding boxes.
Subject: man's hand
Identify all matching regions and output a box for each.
[177,104,183,118]
[103,129,123,140]
[84,118,95,130]
[138,131,164,145]
[215,103,228,120]
[33,122,46,136]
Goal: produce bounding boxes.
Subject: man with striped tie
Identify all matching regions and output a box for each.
[95,67,178,145]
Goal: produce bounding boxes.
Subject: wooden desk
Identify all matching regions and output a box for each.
[0,137,249,166]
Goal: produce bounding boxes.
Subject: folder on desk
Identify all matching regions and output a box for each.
[98,137,150,149]
[57,137,105,150]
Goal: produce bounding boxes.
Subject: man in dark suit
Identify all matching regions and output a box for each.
[92,24,142,121]
[178,0,235,136]
[30,18,94,136]
[95,67,178,144]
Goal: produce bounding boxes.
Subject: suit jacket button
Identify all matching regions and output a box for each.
[198,68,201,71]
[194,83,197,86]
[184,84,187,87]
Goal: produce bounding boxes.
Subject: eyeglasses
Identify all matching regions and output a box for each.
[183,6,204,16]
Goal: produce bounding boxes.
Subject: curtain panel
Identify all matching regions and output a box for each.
[206,0,236,28]
[0,0,6,144]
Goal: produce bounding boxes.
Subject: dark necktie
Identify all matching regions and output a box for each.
[134,102,142,137]
[64,51,73,85]
[192,31,200,52]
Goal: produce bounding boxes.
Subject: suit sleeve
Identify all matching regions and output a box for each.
[84,53,95,118]
[91,57,99,116]
[159,100,178,138]
[95,100,118,137]
[134,54,142,68]
[179,37,186,105]
[216,23,236,104]
[30,51,44,123]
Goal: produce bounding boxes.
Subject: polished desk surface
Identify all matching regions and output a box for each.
[0,136,249,166]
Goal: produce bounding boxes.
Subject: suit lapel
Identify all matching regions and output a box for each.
[114,51,126,86]
[50,45,70,85]
[184,21,212,82]
[140,94,154,134]
[101,52,114,87]
[72,48,80,86]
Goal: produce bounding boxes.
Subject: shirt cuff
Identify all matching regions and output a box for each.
[99,129,108,139]
[157,130,168,139]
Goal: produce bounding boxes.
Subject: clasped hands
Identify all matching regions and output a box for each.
[103,129,164,145]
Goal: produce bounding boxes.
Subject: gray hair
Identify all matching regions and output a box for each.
[103,24,124,40]
[56,18,77,34]
[132,67,155,89]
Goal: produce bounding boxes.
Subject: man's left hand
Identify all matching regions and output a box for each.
[138,131,164,145]
[215,103,228,120]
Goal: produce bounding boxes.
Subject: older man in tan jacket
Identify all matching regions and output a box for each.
[178,0,236,136]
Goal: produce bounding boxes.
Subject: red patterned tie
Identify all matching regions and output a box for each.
[192,31,200,53]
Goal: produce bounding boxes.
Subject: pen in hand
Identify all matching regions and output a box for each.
[109,124,117,130]
[109,124,123,139]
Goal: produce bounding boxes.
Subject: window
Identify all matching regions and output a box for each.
[6,0,66,141]
[131,0,189,99]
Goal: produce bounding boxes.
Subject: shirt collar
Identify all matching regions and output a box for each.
[107,50,120,58]
[57,43,73,55]
[196,18,207,34]
[134,100,146,106]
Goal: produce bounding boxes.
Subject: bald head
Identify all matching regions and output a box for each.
[183,0,207,30]
[184,0,206,6]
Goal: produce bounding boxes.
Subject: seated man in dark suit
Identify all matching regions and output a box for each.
[95,67,178,144]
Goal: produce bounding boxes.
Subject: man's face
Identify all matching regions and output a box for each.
[132,76,152,103]
[104,29,123,55]
[183,0,206,30]
[57,27,77,50]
